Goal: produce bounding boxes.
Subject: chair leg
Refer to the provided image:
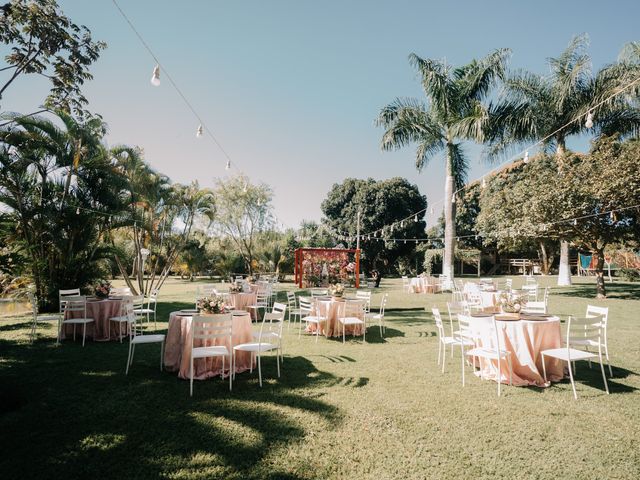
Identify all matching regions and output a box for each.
[497,357,502,397]
[160,341,164,371]
[126,341,133,375]
[605,346,613,377]
[82,323,86,347]
[461,347,466,386]
[229,353,233,391]
[567,359,578,400]
[541,353,548,383]
[257,353,263,387]
[441,343,446,374]
[73,324,76,341]
[598,351,610,395]
[437,340,442,366]
[232,350,237,381]
[190,356,194,397]
[276,349,280,378]
[56,317,61,345]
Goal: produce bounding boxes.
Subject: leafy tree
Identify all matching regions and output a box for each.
[213,174,274,274]
[0,0,106,117]
[376,49,510,280]
[321,177,427,278]
[0,110,127,309]
[487,35,640,285]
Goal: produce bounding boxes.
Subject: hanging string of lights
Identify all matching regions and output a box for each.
[357,72,640,243]
[111,0,236,172]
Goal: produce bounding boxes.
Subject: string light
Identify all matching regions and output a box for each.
[523,151,529,164]
[481,177,486,189]
[573,218,578,226]
[452,195,456,204]
[196,124,203,138]
[150,65,160,86]
[225,160,231,170]
[414,214,418,222]
[585,111,594,129]
[76,207,80,215]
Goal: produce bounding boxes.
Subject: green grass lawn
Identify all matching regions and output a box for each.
[1,276,639,479]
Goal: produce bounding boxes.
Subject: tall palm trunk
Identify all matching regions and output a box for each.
[556,140,572,286]
[443,145,456,282]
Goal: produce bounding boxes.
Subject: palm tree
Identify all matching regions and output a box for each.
[487,35,640,285]
[376,49,510,280]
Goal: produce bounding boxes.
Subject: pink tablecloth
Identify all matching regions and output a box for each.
[308,299,365,337]
[229,292,258,319]
[164,312,255,380]
[62,298,123,341]
[470,315,564,387]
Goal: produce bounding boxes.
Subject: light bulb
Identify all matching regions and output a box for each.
[585,111,594,129]
[414,214,418,222]
[523,151,529,163]
[76,207,80,215]
[150,65,160,86]
[481,177,486,188]
[452,195,456,204]
[196,124,203,138]
[225,160,231,170]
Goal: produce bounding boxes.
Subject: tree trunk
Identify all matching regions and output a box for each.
[539,241,550,275]
[594,248,607,299]
[557,241,572,286]
[443,147,456,282]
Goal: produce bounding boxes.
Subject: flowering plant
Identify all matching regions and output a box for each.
[498,292,526,313]
[228,283,243,293]
[196,295,227,314]
[345,262,356,273]
[328,283,345,297]
[94,280,111,299]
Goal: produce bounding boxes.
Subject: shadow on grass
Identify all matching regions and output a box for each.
[0,336,342,480]
[554,282,640,300]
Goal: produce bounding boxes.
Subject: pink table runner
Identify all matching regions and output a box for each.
[308,299,365,337]
[62,298,123,341]
[164,311,255,380]
[470,315,564,387]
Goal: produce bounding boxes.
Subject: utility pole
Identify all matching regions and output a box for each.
[356,210,361,251]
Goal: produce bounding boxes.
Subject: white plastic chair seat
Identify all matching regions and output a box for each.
[134,308,154,315]
[443,336,474,347]
[565,338,600,348]
[365,313,381,321]
[466,346,510,360]
[234,342,276,353]
[62,317,93,325]
[192,345,229,359]
[36,314,61,321]
[231,310,250,316]
[339,316,364,326]
[109,315,134,322]
[253,331,280,340]
[302,315,324,324]
[542,347,596,361]
[131,334,165,344]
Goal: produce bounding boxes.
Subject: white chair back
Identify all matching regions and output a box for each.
[521,301,547,314]
[565,315,604,354]
[355,290,372,313]
[432,307,446,339]
[299,296,312,313]
[63,296,87,317]
[191,313,232,346]
[310,288,328,297]
[59,288,81,312]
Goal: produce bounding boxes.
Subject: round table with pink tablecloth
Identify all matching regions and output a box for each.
[164,311,255,380]
[62,298,123,341]
[307,298,365,337]
[469,314,564,387]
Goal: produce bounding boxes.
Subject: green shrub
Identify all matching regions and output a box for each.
[619,268,640,282]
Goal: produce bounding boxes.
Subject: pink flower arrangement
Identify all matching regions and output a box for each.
[94,280,111,299]
[197,295,227,314]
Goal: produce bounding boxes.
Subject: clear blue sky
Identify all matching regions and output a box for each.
[3,1,639,228]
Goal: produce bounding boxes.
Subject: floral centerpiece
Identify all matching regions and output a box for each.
[228,283,243,293]
[497,292,526,313]
[246,275,257,284]
[94,280,111,299]
[196,295,227,314]
[328,283,345,298]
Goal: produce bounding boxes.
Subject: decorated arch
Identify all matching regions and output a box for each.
[294,248,360,288]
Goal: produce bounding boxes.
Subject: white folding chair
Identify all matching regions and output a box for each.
[247,290,269,321]
[189,313,233,395]
[285,291,301,329]
[337,300,366,344]
[401,276,411,293]
[541,315,609,399]
[253,302,287,361]
[300,297,326,342]
[575,305,612,377]
[233,311,283,387]
[355,290,372,316]
[27,292,60,343]
[433,308,474,374]
[365,293,388,336]
[521,301,547,314]
[125,315,165,375]
[310,288,328,297]
[59,296,94,347]
[459,314,513,396]
[109,296,138,342]
[522,284,538,301]
[58,288,80,314]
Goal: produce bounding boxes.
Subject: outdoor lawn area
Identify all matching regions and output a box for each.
[1,277,639,480]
